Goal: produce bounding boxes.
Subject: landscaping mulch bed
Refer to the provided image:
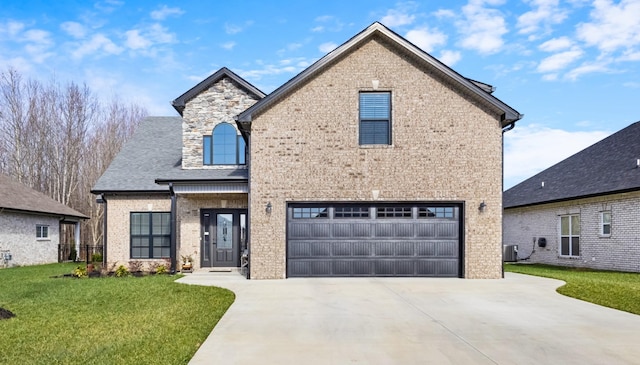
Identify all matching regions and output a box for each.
[0,307,16,320]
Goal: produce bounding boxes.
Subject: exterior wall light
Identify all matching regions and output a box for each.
[266,202,272,214]
[478,201,487,211]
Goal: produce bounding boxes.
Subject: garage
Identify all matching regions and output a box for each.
[286,203,462,277]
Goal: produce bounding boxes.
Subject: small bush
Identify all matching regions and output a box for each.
[115,265,129,278]
[128,261,143,273]
[91,253,103,263]
[155,265,168,275]
[73,265,87,278]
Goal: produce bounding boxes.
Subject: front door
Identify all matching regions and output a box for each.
[201,210,247,268]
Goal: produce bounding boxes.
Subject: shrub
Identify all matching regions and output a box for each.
[128,261,143,273]
[91,253,103,263]
[115,265,129,278]
[73,265,88,278]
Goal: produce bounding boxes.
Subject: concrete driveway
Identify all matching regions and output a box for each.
[178,272,640,365]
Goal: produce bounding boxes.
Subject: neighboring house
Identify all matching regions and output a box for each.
[93,22,522,279]
[503,121,640,272]
[0,174,88,267]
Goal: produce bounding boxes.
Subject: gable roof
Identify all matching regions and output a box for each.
[172,67,266,116]
[504,121,640,209]
[92,116,247,194]
[236,22,522,127]
[0,174,88,219]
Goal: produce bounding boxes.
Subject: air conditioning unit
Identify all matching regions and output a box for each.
[503,245,518,262]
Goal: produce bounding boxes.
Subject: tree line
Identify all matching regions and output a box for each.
[0,68,147,248]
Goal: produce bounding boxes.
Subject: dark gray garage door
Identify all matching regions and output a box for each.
[287,203,461,277]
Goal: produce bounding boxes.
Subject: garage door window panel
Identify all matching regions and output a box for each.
[377,207,412,218]
[334,207,370,218]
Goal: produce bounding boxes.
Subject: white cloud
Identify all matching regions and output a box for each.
[72,33,123,59]
[225,21,253,35]
[517,0,568,35]
[0,21,25,36]
[538,36,573,52]
[565,61,612,80]
[124,24,176,51]
[221,41,236,50]
[312,15,344,32]
[504,124,610,188]
[433,9,456,18]
[576,0,640,53]
[537,48,583,72]
[125,29,151,50]
[439,50,462,66]
[381,9,415,27]
[405,27,446,53]
[61,21,86,39]
[457,0,508,54]
[150,5,184,20]
[319,42,337,53]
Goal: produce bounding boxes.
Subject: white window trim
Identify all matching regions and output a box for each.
[600,211,611,237]
[559,214,580,258]
[36,224,50,240]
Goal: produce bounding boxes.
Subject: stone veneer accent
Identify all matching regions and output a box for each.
[0,212,59,267]
[182,77,261,169]
[248,36,505,279]
[504,191,640,272]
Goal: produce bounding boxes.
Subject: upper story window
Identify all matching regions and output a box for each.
[359,92,391,145]
[36,225,49,239]
[203,123,246,165]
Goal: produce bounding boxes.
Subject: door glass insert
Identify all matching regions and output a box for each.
[217,214,233,249]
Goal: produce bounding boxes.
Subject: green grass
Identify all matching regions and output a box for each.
[505,263,640,315]
[0,263,234,365]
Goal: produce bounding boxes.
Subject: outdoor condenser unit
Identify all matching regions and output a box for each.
[503,245,518,262]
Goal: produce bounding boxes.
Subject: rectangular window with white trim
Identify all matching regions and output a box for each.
[560,214,580,257]
[36,225,49,239]
[600,211,611,237]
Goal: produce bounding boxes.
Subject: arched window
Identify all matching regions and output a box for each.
[203,123,246,165]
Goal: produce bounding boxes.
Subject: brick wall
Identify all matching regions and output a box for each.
[503,191,640,272]
[0,212,59,267]
[182,77,260,169]
[105,194,171,270]
[249,36,505,279]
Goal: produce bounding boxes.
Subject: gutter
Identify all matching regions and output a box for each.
[169,183,177,274]
[96,194,108,268]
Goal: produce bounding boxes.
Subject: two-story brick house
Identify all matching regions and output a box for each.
[93,22,522,279]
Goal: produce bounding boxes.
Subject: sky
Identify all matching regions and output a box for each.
[0,0,638,189]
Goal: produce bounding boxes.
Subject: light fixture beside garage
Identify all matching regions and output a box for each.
[266,202,272,214]
[478,201,487,211]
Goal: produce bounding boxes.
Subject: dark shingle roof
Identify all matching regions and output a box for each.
[0,174,88,219]
[504,121,640,209]
[92,116,247,193]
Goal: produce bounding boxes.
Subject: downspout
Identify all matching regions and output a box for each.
[246,130,251,280]
[169,183,177,274]
[98,194,108,267]
[501,121,517,278]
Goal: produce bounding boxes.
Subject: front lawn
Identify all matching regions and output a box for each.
[0,263,234,364]
[505,263,640,315]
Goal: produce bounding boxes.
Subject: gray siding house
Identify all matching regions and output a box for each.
[0,174,88,267]
[503,121,640,272]
[93,22,522,279]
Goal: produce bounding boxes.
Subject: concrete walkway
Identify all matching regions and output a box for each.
[178,272,640,365]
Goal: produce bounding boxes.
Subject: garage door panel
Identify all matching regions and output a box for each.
[416,223,436,238]
[287,204,461,277]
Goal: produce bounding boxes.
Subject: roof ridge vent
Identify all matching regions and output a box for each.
[637,159,640,168]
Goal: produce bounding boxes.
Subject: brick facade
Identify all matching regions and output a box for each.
[248,37,505,279]
[503,191,640,272]
[0,212,59,267]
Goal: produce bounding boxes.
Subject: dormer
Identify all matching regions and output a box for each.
[172,67,265,169]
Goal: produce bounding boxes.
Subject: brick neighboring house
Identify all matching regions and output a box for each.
[0,174,88,267]
[93,22,522,279]
[503,121,640,272]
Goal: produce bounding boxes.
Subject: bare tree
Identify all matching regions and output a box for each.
[0,67,147,249]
